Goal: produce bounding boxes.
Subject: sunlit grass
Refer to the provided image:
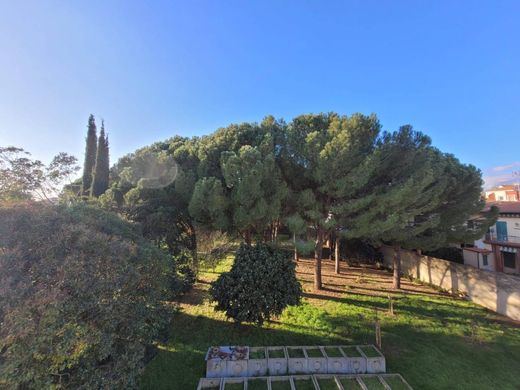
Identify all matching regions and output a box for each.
[140,257,520,390]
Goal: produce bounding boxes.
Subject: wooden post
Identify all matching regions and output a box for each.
[335,237,340,274]
[374,309,382,349]
[388,294,394,316]
[293,233,299,262]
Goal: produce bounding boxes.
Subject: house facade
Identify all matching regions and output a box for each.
[485,184,520,201]
[463,201,520,274]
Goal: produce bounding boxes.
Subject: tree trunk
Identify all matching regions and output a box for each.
[329,233,333,261]
[293,233,299,262]
[314,228,324,290]
[244,230,252,246]
[335,237,340,274]
[393,244,401,289]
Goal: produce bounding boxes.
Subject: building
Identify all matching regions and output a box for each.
[485,184,520,201]
[463,201,520,274]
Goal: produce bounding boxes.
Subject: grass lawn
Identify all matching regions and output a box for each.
[140,257,520,390]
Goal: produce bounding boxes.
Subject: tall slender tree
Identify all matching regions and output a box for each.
[90,120,110,197]
[81,115,97,196]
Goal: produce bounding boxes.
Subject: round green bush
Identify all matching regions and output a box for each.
[209,243,302,324]
[0,203,173,389]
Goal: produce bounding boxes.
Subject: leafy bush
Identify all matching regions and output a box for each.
[341,239,384,264]
[0,203,173,389]
[209,243,302,324]
[424,247,463,264]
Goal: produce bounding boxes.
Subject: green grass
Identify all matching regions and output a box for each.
[287,347,305,358]
[268,348,286,358]
[382,375,409,390]
[249,348,266,359]
[339,378,363,389]
[324,347,343,357]
[224,383,244,390]
[317,377,340,389]
[305,348,324,358]
[361,377,386,390]
[341,346,362,357]
[359,345,381,358]
[223,382,244,390]
[140,257,520,390]
[247,378,268,390]
[270,380,292,390]
[293,378,316,390]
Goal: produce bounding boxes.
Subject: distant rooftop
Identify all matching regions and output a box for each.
[486,184,519,192]
[485,201,520,214]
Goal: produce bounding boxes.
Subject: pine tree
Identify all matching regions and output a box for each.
[81,115,97,196]
[90,120,110,197]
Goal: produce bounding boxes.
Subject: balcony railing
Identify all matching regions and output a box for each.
[485,232,520,244]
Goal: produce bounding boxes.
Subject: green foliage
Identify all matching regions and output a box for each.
[81,114,97,196]
[90,121,110,197]
[220,142,288,242]
[189,177,230,231]
[0,146,79,202]
[424,247,464,264]
[196,229,234,269]
[209,244,302,324]
[0,203,173,389]
[280,112,381,288]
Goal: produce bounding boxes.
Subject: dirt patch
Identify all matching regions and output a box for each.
[295,257,451,300]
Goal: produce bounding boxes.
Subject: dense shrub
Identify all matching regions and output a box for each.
[341,239,384,264]
[424,247,463,264]
[0,203,173,389]
[209,243,302,324]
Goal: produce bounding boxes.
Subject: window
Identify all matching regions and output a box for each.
[482,254,488,266]
[502,252,516,269]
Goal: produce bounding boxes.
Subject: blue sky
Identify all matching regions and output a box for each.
[1,1,519,188]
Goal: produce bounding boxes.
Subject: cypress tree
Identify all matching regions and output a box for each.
[90,120,110,197]
[81,115,97,196]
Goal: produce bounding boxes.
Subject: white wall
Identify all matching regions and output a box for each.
[489,216,520,241]
[381,246,520,321]
[462,249,495,271]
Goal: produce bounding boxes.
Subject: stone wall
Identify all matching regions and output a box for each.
[380,246,520,321]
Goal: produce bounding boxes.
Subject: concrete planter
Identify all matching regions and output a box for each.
[357,374,387,389]
[358,345,385,374]
[222,377,246,390]
[227,359,249,378]
[248,347,268,377]
[197,377,222,390]
[339,346,367,374]
[267,347,288,376]
[287,347,308,375]
[206,358,227,378]
[292,374,318,389]
[335,375,366,389]
[269,375,294,390]
[304,347,327,374]
[205,346,249,378]
[322,346,349,374]
[247,376,269,390]
[379,374,413,389]
[313,375,343,390]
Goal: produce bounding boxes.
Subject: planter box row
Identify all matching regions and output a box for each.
[197,373,413,390]
[206,346,385,378]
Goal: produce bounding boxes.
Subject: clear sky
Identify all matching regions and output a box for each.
[1,1,519,188]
